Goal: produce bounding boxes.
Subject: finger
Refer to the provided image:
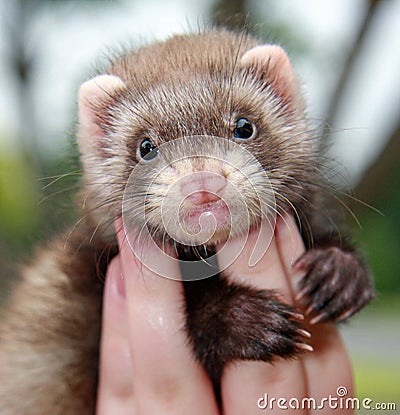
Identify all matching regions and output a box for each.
[274,214,306,291]
[276,214,354,414]
[218,222,308,415]
[97,256,135,415]
[115,218,219,415]
[217,221,293,298]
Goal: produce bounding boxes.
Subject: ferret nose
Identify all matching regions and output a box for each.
[180,172,227,205]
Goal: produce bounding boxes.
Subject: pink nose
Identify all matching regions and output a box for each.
[181,172,227,205]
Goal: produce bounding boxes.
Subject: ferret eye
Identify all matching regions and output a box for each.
[233,118,256,140]
[138,138,159,161]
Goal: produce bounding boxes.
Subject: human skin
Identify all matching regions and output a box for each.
[96,214,354,415]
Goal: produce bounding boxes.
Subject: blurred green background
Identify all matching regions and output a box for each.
[0,0,399,412]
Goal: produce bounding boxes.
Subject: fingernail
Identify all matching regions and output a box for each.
[115,270,126,298]
[277,213,297,239]
[276,214,301,268]
[110,258,126,299]
[291,271,305,289]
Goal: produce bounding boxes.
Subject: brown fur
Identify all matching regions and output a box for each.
[0,29,374,414]
[0,222,116,414]
[79,30,312,240]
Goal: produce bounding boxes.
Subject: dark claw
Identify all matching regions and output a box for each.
[297,328,312,338]
[185,279,314,386]
[296,342,314,352]
[226,293,312,361]
[287,310,305,320]
[309,313,327,325]
[294,246,375,323]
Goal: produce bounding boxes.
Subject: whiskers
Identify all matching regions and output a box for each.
[37,171,81,205]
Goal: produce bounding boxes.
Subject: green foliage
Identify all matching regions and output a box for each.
[353,357,400,404]
[356,179,400,294]
[0,149,41,237]
[0,138,80,263]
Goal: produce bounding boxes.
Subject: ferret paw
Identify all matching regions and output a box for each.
[222,292,313,362]
[251,297,313,358]
[294,247,375,324]
[189,284,313,385]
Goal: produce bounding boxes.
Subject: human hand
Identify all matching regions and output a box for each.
[96,215,354,414]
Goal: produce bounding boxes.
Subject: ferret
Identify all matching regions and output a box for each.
[0,29,375,414]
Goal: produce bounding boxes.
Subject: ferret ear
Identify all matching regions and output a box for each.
[241,45,296,107]
[77,74,125,155]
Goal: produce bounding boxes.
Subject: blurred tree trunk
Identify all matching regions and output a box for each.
[211,0,248,30]
[8,0,44,177]
[353,121,400,209]
[317,0,399,217]
[321,0,382,148]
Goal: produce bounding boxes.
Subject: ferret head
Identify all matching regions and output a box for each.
[77,30,317,245]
